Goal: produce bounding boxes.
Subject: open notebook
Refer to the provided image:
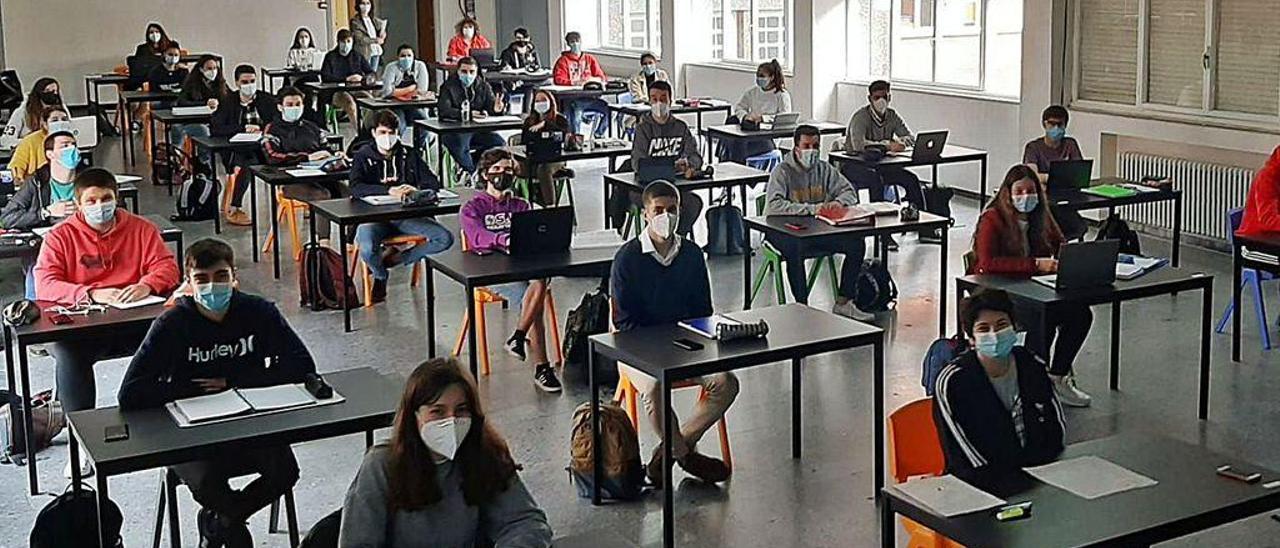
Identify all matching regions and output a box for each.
[167,383,345,427]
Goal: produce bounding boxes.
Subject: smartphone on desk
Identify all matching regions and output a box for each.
[672,338,704,351]
[48,313,72,325]
[104,423,129,443]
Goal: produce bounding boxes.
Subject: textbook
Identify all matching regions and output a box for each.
[229,133,263,143]
[168,383,344,426]
[815,205,874,226]
[108,295,166,310]
[679,314,742,340]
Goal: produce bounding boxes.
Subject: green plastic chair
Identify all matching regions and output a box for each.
[324,105,340,134]
[750,194,840,305]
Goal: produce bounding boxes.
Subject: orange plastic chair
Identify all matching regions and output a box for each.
[261,189,308,262]
[613,373,733,472]
[887,398,964,548]
[140,83,155,161]
[220,167,242,214]
[350,235,425,308]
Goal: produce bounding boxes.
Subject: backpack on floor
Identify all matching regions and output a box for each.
[705,200,746,256]
[150,142,190,188]
[171,172,221,222]
[568,401,646,501]
[299,509,342,548]
[853,258,898,313]
[920,185,953,238]
[562,281,615,387]
[1096,214,1142,255]
[30,484,123,548]
[299,243,357,311]
[0,389,65,465]
[922,335,970,396]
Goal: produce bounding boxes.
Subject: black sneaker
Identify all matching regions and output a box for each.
[222,521,252,548]
[371,279,388,304]
[533,363,562,393]
[505,332,528,361]
[197,508,225,548]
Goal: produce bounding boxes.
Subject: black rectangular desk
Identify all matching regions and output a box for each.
[151,108,213,148]
[881,433,1280,548]
[67,367,400,548]
[191,134,263,238]
[508,142,629,210]
[587,304,885,548]
[608,99,732,135]
[83,73,131,136]
[120,90,179,167]
[955,268,1214,418]
[829,144,990,205]
[301,81,381,113]
[354,95,438,127]
[425,246,617,377]
[249,165,352,279]
[701,120,845,162]
[118,182,140,213]
[744,212,953,334]
[308,192,468,332]
[602,162,770,236]
[415,117,526,185]
[261,67,320,94]
[1231,231,1280,362]
[1050,184,1184,266]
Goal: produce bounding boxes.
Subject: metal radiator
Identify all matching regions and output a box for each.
[1116,152,1255,241]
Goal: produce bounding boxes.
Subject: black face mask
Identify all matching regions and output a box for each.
[39,91,61,105]
[488,171,515,191]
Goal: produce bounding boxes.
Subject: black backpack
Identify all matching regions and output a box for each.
[299,509,342,548]
[920,186,953,237]
[705,202,746,255]
[171,172,221,222]
[561,281,615,387]
[151,142,189,187]
[922,334,970,396]
[300,243,358,311]
[1096,214,1142,255]
[853,257,898,312]
[30,485,123,548]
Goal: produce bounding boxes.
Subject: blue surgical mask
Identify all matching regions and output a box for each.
[82,201,116,226]
[756,76,770,90]
[339,41,353,55]
[642,64,657,76]
[57,147,80,170]
[1046,126,1066,141]
[194,282,234,314]
[282,105,304,123]
[1012,194,1039,214]
[975,326,1017,359]
[797,149,819,169]
[164,55,180,66]
[398,55,414,70]
[568,42,582,55]
[459,73,476,87]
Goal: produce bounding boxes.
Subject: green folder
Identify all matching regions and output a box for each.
[1081,184,1138,199]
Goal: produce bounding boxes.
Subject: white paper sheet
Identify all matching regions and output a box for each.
[238,384,317,412]
[893,475,1007,518]
[1024,456,1157,500]
[285,168,326,177]
[360,195,401,206]
[31,226,54,237]
[173,391,251,423]
[437,189,459,200]
[107,295,166,310]
[229,133,263,143]
[570,230,625,250]
[172,106,213,116]
[114,175,143,184]
[474,115,523,124]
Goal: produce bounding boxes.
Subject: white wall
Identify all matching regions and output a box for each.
[2,0,330,105]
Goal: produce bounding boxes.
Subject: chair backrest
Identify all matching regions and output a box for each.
[887,398,946,484]
[745,149,782,173]
[1227,207,1244,246]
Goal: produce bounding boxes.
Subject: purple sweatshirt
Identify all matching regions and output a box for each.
[460,191,531,252]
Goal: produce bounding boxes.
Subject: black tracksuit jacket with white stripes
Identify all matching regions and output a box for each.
[932,347,1066,482]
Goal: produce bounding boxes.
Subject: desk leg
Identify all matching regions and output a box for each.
[873,339,885,497]
[19,343,37,494]
[589,346,603,505]
[96,475,109,548]
[69,434,81,490]
[662,375,675,548]
[176,233,184,270]
[603,177,612,230]
[436,132,445,187]
[939,224,949,337]
[1232,243,1242,362]
[1199,284,1212,420]
[122,101,132,167]
[340,224,353,333]
[1109,302,1121,390]
[365,430,373,448]
[880,496,896,548]
[979,157,988,208]
[271,186,281,279]
[792,357,802,459]
[743,224,753,309]
[1173,193,1183,267]
[467,284,479,378]
[426,264,436,357]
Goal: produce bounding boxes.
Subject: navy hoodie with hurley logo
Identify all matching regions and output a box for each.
[118,292,317,410]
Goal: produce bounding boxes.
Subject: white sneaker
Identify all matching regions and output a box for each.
[63,455,94,480]
[1050,374,1092,407]
[832,301,875,322]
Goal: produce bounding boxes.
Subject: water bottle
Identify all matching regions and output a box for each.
[461,100,471,123]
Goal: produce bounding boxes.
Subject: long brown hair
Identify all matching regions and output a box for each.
[455,17,481,36]
[24,78,61,135]
[978,164,1063,255]
[524,90,560,127]
[386,358,517,512]
[145,22,176,53]
[758,59,785,92]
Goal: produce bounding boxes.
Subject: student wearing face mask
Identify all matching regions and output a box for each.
[460,149,562,392]
[263,86,348,245]
[521,90,571,206]
[8,107,70,181]
[341,357,553,547]
[446,17,492,62]
[627,52,668,104]
[933,289,1066,483]
[611,181,738,486]
[553,31,610,137]
[119,238,312,548]
[617,80,703,237]
[321,28,375,129]
[438,56,506,174]
[840,80,923,215]
[35,168,180,476]
[971,165,1093,407]
[719,59,790,164]
[2,131,81,299]
[134,22,178,59]
[179,56,228,110]
[1023,104,1087,240]
[350,110,453,302]
[381,44,433,146]
[1240,146,1280,237]
[350,0,388,70]
[286,27,321,72]
[2,77,67,150]
[765,125,872,321]
[212,65,277,226]
[147,44,188,94]
[500,27,541,71]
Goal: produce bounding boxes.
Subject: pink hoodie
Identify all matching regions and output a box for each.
[34,209,179,305]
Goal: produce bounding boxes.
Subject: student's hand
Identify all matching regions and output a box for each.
[193,378,228,393]
[47,201,76,218]
[529,121,545,132]
[681,166,698,179]
[472,110,488,119]
[816,202,846,218]
[346,74,364,83]
[308,151,332,161]
[245,125,261,133]
[493,96,506,112]
[389,185,415,199]
[206,98,219,110]
[746,113,763,123]
[89,288,121,304]
[674,158,690,171]
[888,142,907,153]
[821,201,845,212]
[1035,258,1059,274]
[117,283,153,303]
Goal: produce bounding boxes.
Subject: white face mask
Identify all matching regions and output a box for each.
[797,148,819,169]
[375,133,398,151]
[202,69,219,82]
[358,3,371,14]
[871,97,889,115]
[148,32,161,44]
[651,101,671,119]
[281,105,304,123]
[47,120,73,135]
[649,211,676,241]
[533,100,551,114]
[239,82,257,98]
[299,36,311,48]
[418,416,471,461]
[463,27,475,39]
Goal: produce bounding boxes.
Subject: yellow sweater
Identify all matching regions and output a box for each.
[10,129,47,182]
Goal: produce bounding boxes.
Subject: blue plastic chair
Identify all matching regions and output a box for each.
[745,149,782,172]
[1215,208,1275,350]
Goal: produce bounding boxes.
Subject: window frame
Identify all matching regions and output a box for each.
[1068,0,1280,131]
[705,0,795,70]
[574,0,661,57]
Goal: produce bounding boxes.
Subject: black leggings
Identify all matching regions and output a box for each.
[1016,300,1093,376]
[172,446,299,523]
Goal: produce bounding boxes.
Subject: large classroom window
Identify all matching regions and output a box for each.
[563,0,661,55]
[1072,0,1280,127]
[846,0,1023,98]
[691,0,794,68]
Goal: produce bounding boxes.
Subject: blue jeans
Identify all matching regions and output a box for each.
[355,218,455,280]
[489,281,529,312]
[172,123,213,170]
[22,258,36,300]
[442,131,504,173]
[397,108,429,150]
[368,54,382,73]
[564,98,610,137]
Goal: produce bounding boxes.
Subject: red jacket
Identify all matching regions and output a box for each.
[446,34,492,61]
[552,52,604,86]
[1239,146,1280,237]
[971,207,1065,277]
[35,209,180,305]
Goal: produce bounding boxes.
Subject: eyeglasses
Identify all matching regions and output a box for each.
[51,300,108,316]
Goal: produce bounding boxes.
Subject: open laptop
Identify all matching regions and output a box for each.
[469,48,499,69]
[910,130,948,161]
[637,157,678,184]
[762,112,800,130]
[68,116,98,149]
[1033,240,1120,291]
[506,207,574,257]
[1047,159,1093,191]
